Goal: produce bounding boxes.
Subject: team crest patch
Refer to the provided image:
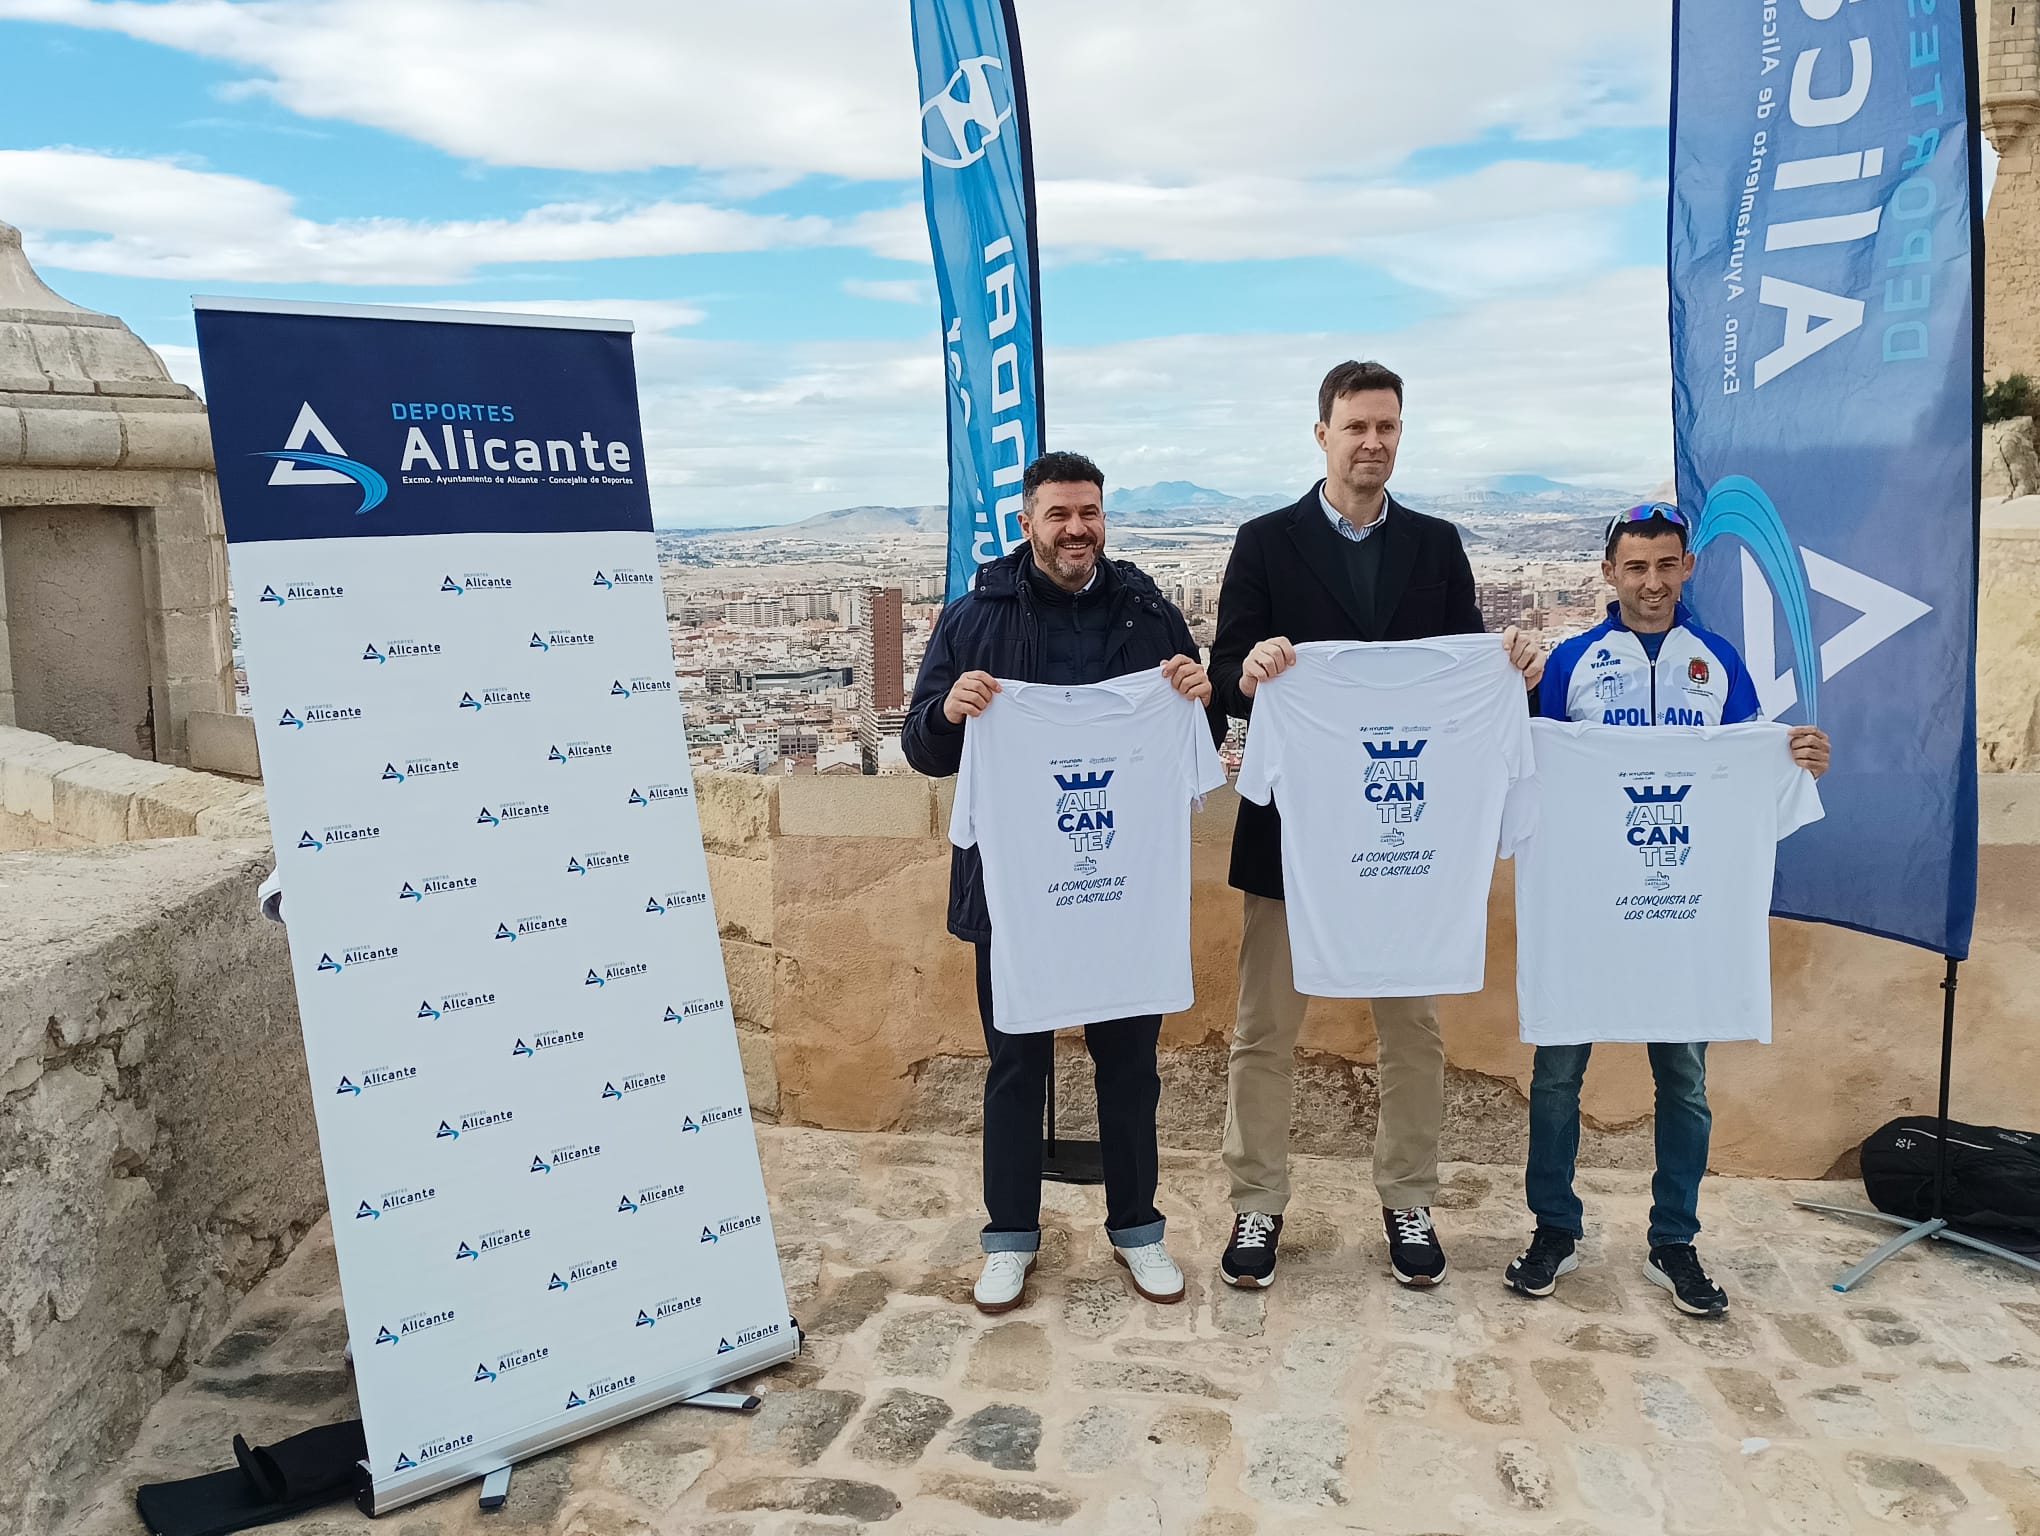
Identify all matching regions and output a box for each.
[1687,657,1710,685]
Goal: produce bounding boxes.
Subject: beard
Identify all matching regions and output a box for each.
[1032,530,1101,587]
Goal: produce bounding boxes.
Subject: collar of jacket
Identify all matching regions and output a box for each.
[973,546,1169,618]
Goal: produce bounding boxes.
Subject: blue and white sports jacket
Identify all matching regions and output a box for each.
[1539,601,1761,727]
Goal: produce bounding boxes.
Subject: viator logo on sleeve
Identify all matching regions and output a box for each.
[949,671,1225,1033]
[1236,637,1537,998]
[1514,721,1823,1044]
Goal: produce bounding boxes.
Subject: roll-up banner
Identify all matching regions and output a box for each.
[911,0,1047,602]
[1669,0,1982,957]
[193,298,795,1514]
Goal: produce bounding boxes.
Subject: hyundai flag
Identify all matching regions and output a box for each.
[1669,1,1981,956]
[910,0,1046,601]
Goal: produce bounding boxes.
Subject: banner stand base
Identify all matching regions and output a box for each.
[1792,1201,2040,1290]
[354,1322,803,1518]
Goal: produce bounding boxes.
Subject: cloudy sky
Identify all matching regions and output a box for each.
[0,0,1680,525]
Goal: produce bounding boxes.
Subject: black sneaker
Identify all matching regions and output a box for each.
[1220,1211,1283,1289]
[1503,1226,1579,1298]
[1646,1243,1729,1316]
[1384,1207,1447,1286]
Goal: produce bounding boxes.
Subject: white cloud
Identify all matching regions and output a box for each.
[0,149,828,284]
[0,0,1669,183]
[842,277,934,307]
[466,266,1670,525]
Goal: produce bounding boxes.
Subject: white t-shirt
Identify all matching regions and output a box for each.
[950,669,1227,1033]
[1236,636,1536,997]
[1514,720,1824,1045]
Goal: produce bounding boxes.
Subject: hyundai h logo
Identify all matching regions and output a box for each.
[921,55,1012,168]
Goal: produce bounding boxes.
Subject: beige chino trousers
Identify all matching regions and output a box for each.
[1222,892,1444,1212]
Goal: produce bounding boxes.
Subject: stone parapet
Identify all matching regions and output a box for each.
[0,838,320,1536]
[0,724,268,851]
[693,768,2040,1183]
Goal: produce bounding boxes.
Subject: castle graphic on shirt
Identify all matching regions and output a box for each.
[1053,765,1116,856]
[1623,781,1693,891]
[1362,737,1428,843]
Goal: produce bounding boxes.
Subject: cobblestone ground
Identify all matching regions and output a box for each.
[71,1127,2040,1535]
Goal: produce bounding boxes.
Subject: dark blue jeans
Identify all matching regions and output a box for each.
[1526,1042,1711,1249]
[974,942,1165,1255]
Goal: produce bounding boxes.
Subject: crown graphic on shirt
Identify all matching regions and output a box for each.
[1361,739,1427,761]
[1053,770,1114,792]
[1623,784,1693,804]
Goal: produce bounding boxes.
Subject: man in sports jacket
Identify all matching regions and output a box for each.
[1503,503,1830,1316]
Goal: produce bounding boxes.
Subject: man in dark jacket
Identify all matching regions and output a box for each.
[903,449,1219,1316]
[1208,360,1544,1293]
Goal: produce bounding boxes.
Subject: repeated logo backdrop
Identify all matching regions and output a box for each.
[197,303,794,1509]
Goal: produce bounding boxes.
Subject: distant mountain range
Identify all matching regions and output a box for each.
[672,477,1648,558]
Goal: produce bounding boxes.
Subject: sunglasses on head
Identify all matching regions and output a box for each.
[1603,502,1688,547]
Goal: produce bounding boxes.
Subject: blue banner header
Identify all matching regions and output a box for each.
[195,302,652,544]
[1670,0,1981,957]
[910,0,1046,602]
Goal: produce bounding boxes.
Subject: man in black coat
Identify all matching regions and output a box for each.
[1208,360,1544,1293]
[903,450,1220,1316]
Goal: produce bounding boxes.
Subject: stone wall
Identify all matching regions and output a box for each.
[703,772,2040,1185]
[1981,497,2040,770]
[0,722,269,852]
[0,838,322,1536]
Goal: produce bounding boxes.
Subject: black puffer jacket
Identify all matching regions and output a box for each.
[902,547,1220,942]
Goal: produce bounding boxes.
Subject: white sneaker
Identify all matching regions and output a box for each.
[1114,1240,1187,1304]
[973,1250,1035,1314]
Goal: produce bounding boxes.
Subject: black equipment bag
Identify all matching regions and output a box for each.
[1860,1116,2040,1241]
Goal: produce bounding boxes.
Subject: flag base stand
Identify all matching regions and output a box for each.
[1790,1203,2040,1290]
[1796,960,2040,1291]
[1041,1069,1105,1185]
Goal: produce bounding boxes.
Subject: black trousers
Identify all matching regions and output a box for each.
[975,940,1166,1252]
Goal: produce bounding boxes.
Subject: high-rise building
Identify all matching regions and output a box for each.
[856,586,907,772]
[1476,582,1528,633]
[859,587,905,712]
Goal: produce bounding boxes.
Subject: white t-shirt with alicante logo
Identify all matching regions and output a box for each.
[950,669,1227,1033]
[1236,637,1537,998]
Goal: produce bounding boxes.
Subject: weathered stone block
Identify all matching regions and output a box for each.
[158,610,225,683]
[50,753,183,843]
[720,938,773,1032]
[144,534,224,613]
[193,789,270,841]
[22,408,121,468]
[696,770,777,857]
[707,850,773,943]
[2,739,109,823]
[779,773,933,839]
[736,1026,779,1120]
[130,769,254,841]
[116,410,213,472]
[185,712,259,780]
